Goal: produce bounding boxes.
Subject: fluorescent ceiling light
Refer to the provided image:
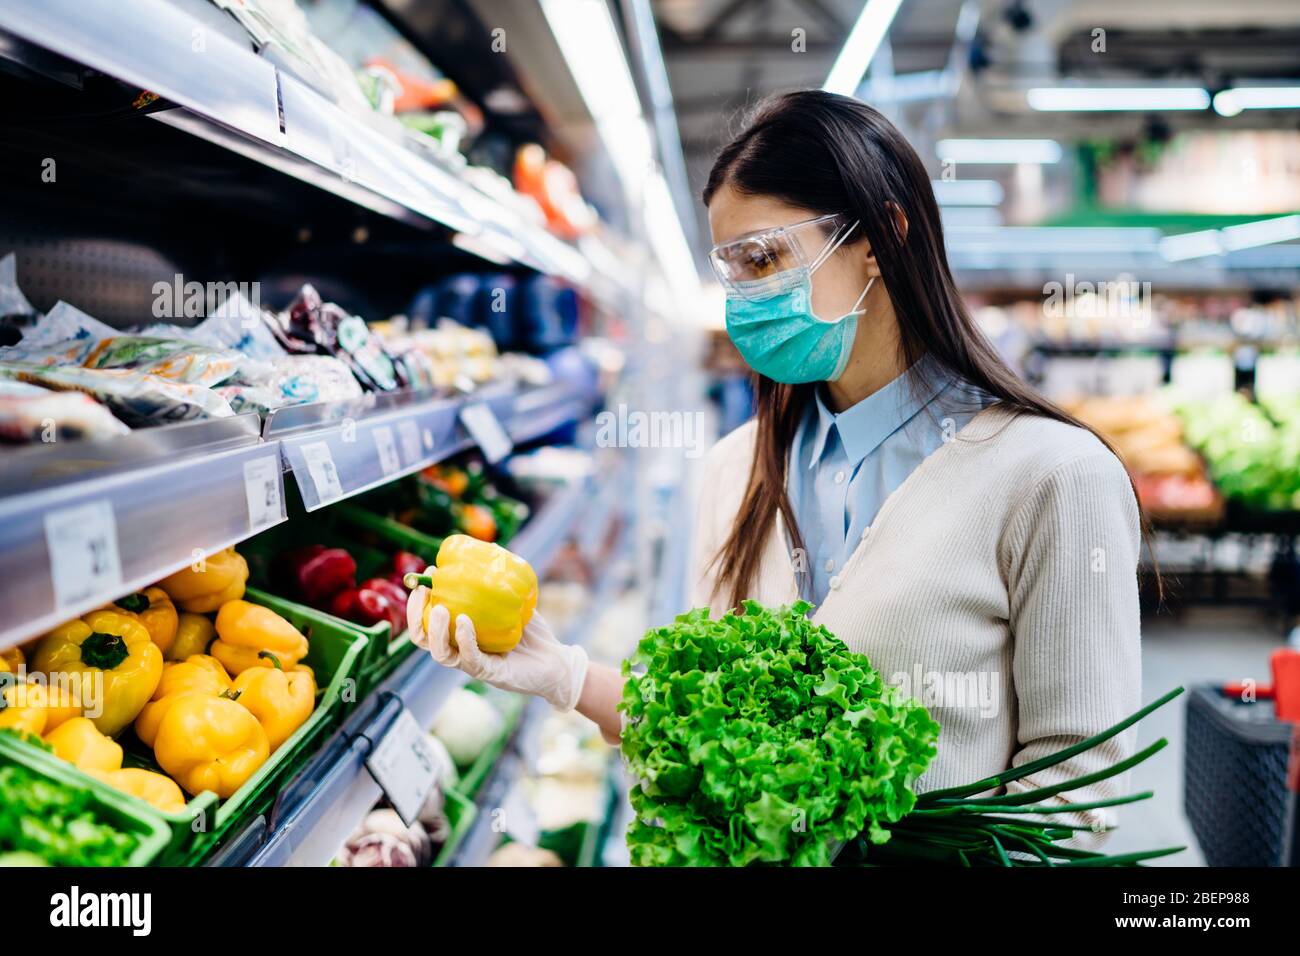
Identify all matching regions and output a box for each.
[1027,87,1209,112]
[1158,229,1222,262]
[540,0,652,192]
[1220,215,1300,251]
[1214,87,1300,116]
[936,139,1062,164]
[541,0,699,292]
[1158,216,1300,261]
[823,0,906,96]
[644,171,699,296]
[931,179,1004,205]
[940,207,1003,228]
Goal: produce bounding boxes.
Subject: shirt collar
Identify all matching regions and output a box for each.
[806,354,951,468]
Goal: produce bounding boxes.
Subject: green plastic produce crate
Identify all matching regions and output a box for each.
[331,505,445,686]
[433,786,477,867]
[241,511,423,692]
[5,588,368,865]
[0,732,171,867]
[539,820,601,868]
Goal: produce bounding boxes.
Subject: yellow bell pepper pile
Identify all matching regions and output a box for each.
[157,547,249,613]
[9,548,319,813]
[111,587,178,655]
[211,600,309,675]
[31,609,163,736]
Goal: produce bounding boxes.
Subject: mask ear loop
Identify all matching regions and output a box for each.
[846,276,876,316]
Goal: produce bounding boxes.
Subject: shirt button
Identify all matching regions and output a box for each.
[833,470,846,484]
[824,558,835,572]
[860,526,870,540]
[829,575,841,589]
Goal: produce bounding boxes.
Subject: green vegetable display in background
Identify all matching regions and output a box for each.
[1172,391,1300,512]
[620,602,1183,868]
[620,601,939,866]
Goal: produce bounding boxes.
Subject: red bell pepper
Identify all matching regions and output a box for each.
[278,545,357,606]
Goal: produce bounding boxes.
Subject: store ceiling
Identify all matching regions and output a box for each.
[652,0,1300,240]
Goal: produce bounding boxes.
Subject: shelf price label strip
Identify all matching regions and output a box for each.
[280,386,594,512]
[0,441,287,649]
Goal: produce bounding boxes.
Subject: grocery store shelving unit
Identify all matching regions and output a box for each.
[207,460,630,867]
[0,0,632,312]
[0,414,282,648]
[0,0,660,869]
[0,381,598,651]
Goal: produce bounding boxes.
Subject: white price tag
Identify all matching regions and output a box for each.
[366,708,442,826]
[459,402,513,464]
[397,419,422,466]
[242,456,282,531]
[44,501,123,609]
[300,441,344,503]
[500,783,540,846]
[372,425,401,477]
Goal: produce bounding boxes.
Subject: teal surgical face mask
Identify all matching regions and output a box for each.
[711,214,874,384]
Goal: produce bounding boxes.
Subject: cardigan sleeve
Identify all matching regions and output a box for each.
[998,449,1144,850]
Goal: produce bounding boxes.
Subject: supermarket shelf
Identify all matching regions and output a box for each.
[0,381,595,650]
[225,465,611,867]
[0,0,629,301]
[271,381,598,511]
[0,414,286,649]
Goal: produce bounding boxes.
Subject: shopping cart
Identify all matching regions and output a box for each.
[1183,650,1300,867]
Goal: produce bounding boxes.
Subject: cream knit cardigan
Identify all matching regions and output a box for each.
[689,404,1143,843]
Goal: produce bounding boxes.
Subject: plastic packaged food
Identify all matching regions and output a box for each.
[265,354,364,405]
[279,285,403,392]
[0,302,116,367]
[0,361,234,425]
[0,380,130,442]
[80,336,244,386]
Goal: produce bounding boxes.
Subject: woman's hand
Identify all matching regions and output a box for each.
[407,588,588,713]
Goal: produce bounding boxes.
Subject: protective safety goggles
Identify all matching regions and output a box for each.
[708,213,860,301]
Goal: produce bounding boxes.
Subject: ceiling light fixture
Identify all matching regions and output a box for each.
[935,139,1063,164]
[1213,87,1300,116]
[823,0,906,96]
[1027,87,1210,112]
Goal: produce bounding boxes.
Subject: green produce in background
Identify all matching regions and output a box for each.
[1172,392,1300,512]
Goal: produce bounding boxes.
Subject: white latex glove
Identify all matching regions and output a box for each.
[407,587,588,713]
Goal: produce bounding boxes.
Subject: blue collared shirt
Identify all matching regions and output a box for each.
[787,357,993,605]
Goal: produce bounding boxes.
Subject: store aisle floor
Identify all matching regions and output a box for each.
[1110,607,1284,866]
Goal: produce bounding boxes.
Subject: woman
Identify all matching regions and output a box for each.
[408,90,1142,844]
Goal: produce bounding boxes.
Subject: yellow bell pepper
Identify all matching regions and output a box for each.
[133,655,233,748]
[44,717,123,773]
[41,683,80,733]
[167,612,217,661]
[410,534,538,653]
[156,548,249,613]
[1,645,23,673]
[154,694,269,798]
[231,659,316,752]
[112,587,178,654]
[89,767,187,814]
[211,601,308,676]
[31,609,163,736]
[0,681,47,736]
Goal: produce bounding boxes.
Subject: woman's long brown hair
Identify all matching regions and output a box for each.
[703,90,1155,610]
